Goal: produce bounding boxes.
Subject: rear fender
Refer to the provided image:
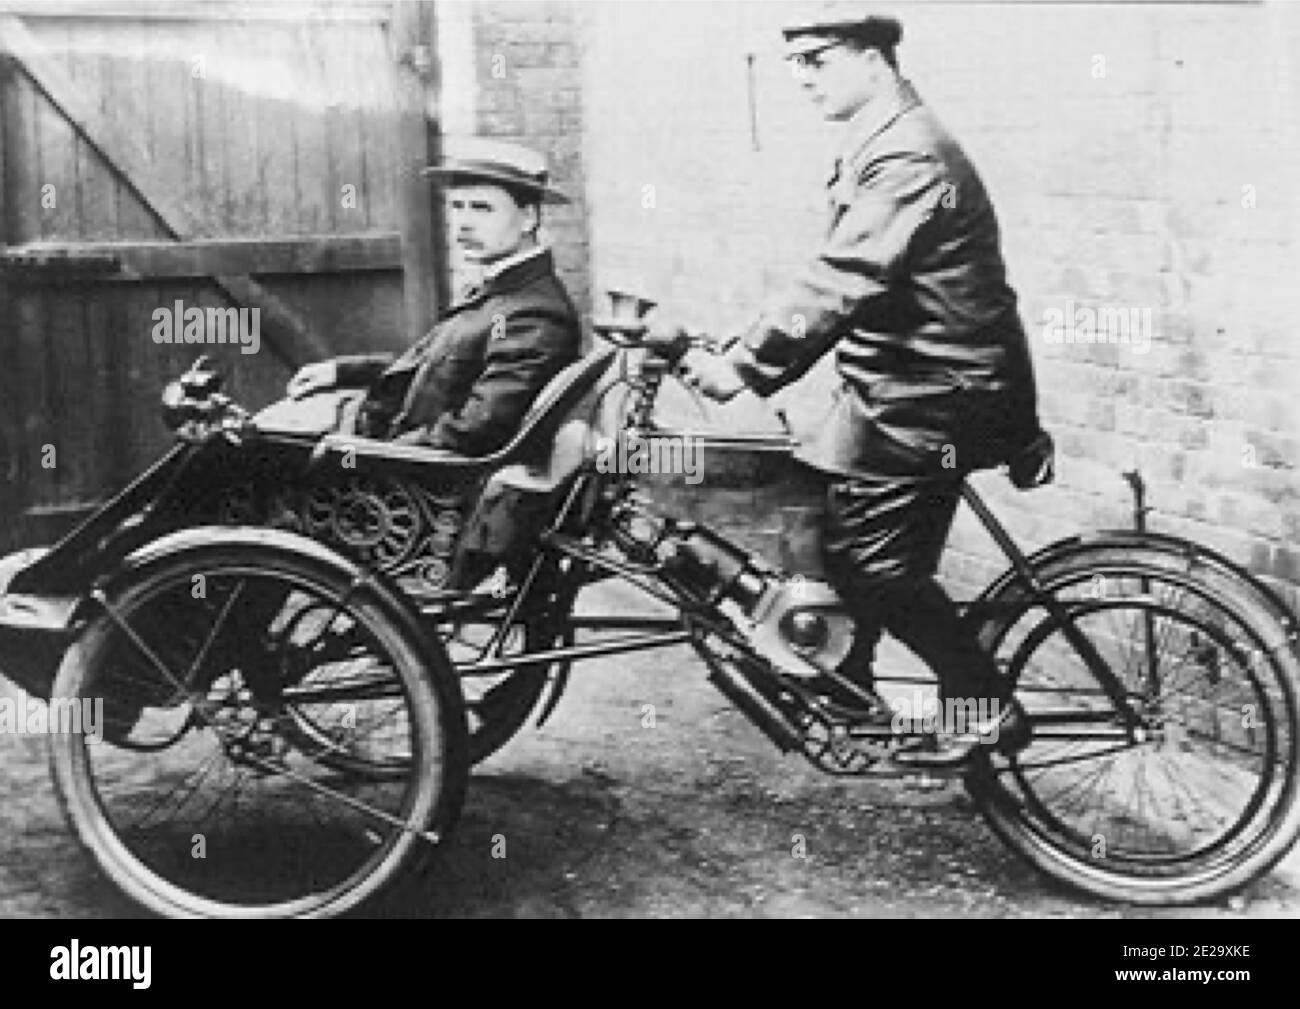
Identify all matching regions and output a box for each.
[967,529,1300,650]
[69,526,437,659]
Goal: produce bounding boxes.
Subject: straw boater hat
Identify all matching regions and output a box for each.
[421,137,570,205]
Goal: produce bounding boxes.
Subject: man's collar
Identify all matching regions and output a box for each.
[483,243,550,283]
[451,245,553,308]
[837,77,922,167]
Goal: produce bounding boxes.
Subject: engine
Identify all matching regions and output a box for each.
[653,521,854,679]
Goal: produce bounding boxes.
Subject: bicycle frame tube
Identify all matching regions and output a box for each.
[960,483,1144,732]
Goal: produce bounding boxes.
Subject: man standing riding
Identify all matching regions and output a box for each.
[662,5,1048,766]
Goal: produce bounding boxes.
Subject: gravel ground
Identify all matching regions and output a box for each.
[2,581,1299,919]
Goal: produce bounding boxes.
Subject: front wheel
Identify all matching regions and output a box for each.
[965,545,1300,905]
[49,533,468,918]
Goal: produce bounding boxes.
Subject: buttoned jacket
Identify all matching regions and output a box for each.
[335,247,581,456]
[732,78,1041,476]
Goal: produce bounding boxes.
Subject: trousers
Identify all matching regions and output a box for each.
[817,462,1009,706]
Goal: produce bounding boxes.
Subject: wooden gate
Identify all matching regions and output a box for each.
[0,0,445,551]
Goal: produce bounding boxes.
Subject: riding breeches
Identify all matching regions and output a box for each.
[818,466,1009,705]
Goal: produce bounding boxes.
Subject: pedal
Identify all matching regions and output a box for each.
[794,706,916,777]
[889,735,979,771]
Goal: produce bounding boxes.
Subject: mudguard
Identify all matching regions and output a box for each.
[533,622,576,729]
[107,524,359,582]
[966,528,1300,651]
[70,525,445,671]
[1,526,419,700]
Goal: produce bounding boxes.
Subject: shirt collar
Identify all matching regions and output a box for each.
[837,77,922,168]
[448,244,553,309]
[482,242,549,282]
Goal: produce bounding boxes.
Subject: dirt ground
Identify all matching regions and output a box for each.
[2,581,1299,919]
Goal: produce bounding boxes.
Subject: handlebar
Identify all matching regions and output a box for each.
[592,318,717,363]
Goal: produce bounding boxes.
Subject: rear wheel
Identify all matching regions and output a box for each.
[447,617,570,764]
[966,547,1300,904]
[49,537,468,918]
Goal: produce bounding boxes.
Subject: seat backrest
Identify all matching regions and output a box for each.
[307,343,619,473]
[497,344,617,460]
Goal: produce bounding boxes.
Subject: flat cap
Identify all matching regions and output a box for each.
[782,2,903,56]
[422,137,569,205]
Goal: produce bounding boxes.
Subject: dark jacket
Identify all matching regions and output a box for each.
[731,78,1042,477]
[334,247,581,456]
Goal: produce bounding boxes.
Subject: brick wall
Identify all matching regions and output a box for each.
[448,1,1300,608]
[575,0,1300,608]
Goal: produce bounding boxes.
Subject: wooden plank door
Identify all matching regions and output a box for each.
[0,1,443,551]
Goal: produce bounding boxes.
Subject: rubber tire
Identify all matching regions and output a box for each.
[964,544,1300,905]
[49,539,469,919]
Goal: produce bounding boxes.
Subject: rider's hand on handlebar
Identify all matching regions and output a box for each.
[286,360,338,400]
[679,347,747,402]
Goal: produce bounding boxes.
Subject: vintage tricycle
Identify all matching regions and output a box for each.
[1,296,1297,917]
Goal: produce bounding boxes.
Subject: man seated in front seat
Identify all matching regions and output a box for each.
[285,138,582,456]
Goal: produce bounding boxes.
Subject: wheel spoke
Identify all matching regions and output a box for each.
[93,590,191,697]
[52,554,459,918]
[281,665,405,705]
[229,749,441,843]
[120,742,230,835]
[981,563,1295,887]
[182,578,248,689]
